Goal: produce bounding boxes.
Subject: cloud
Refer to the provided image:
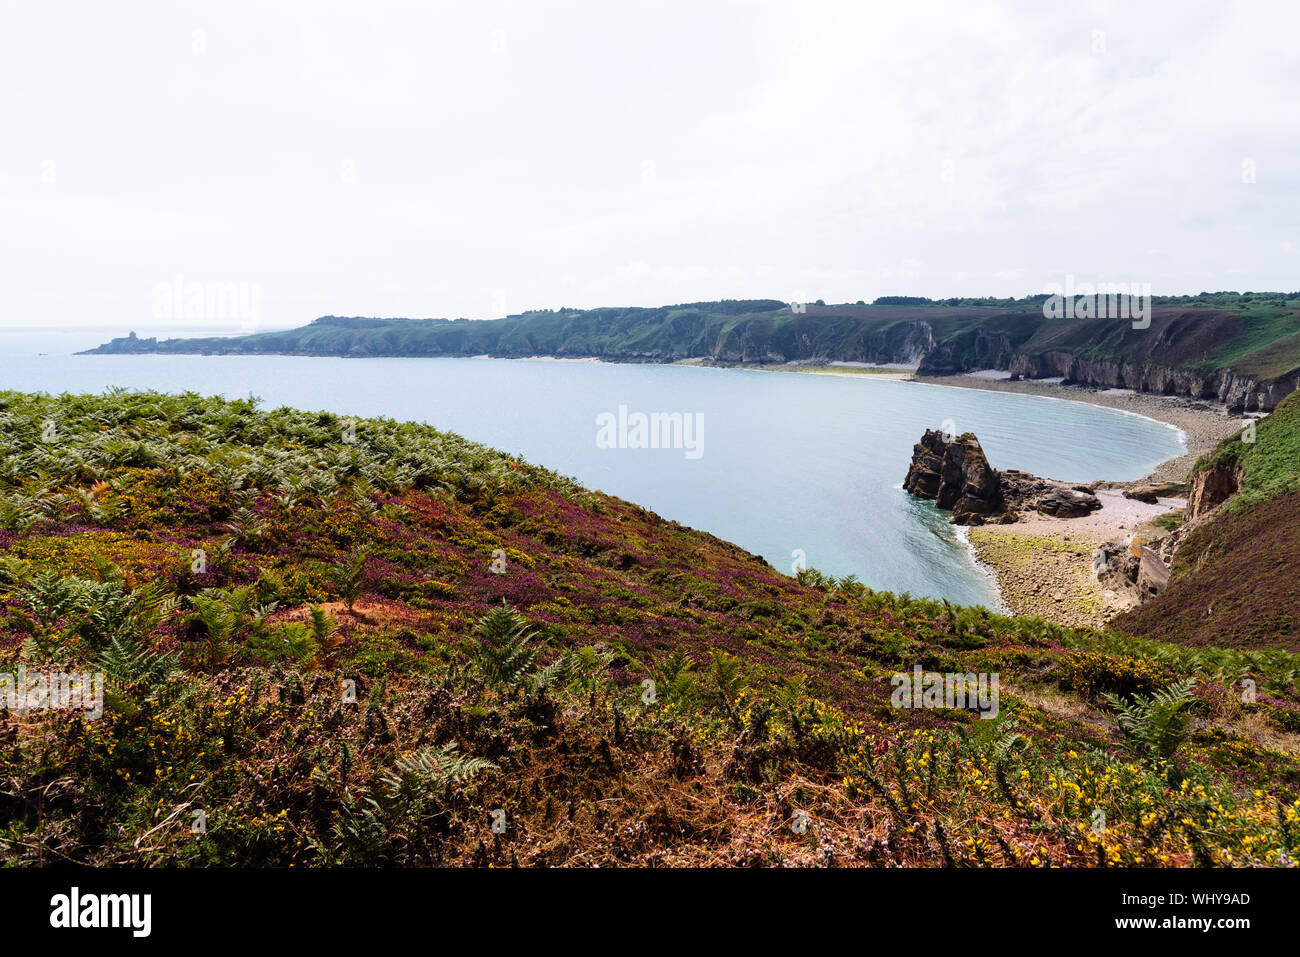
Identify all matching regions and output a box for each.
[1,0,1298,328]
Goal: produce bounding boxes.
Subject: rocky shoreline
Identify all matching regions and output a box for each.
[734,363,1246,628]
[902,376,1250,627]
[965,490,1190,628]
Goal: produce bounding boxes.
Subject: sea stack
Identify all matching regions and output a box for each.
[902,429,1003,524]
[903,428,1103,524]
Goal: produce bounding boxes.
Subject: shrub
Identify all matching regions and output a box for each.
[1056,652,1171,701]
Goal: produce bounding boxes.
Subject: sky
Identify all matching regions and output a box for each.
[1,0,1298,337]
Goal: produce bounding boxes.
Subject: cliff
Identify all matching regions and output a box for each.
[1007,351,1300,413]
[1115,388,1300,649]
[82,294,1300,411]
[1186,461,1243,518]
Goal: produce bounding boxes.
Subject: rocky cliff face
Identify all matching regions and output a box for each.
[706,320,937,365]
[1005,352,1298,412]
[1187,461,1243,518]
[915,331,1018,376]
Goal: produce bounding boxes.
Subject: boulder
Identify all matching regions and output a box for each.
[1035,489,1102,518]
[1123,486,1161,505]
[1137,546,1170,597]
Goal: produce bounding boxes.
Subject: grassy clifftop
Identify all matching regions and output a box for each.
[1117,390,1300,650]
[1200,388,1300,509]
[84,293,1300,408]
[1,390,1298,866]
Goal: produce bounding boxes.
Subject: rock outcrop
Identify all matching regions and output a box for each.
[904,431,1104,524]
[1122,485,1162,504]
[903,430,1003,522]
[1035,488,1103,518]
[1187,461,1242,518]
[1092,539,1143,608]
[1093,535,1175,604]
[1137,546,1171,597]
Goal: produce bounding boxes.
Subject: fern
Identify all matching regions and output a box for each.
[1103,678,1196,777]
[330,547,369,614]
[246,622,316,665]
[382,744,496,797]
[220,503,267,547]
[309,606,340,664]
[190,590,239,672]
[711,650,747,730]
[0,556,32,587]
[469,602,538,690]
[96,636,178,709]
[525,652,575,696]
[0,494,42,532]
[655,648,699,706]
[19,571,176,657]
[77,488,125,526]
[330,744,496,864]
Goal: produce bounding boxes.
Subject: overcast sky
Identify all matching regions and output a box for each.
[2,0,1297,334]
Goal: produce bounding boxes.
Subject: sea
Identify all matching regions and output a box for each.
[0,328,1186,607]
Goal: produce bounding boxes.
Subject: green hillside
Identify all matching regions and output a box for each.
[1,389,1298,866]
[1117,389,1300,649]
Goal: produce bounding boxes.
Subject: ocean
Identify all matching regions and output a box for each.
[0,336,1185,606]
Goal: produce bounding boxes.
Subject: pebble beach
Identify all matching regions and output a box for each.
[913,374,1249,627]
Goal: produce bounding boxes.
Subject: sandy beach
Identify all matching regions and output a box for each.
[685,359,918,381]
[789,365,915,381]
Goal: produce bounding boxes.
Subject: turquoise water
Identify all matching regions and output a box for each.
[0,346,1185,607]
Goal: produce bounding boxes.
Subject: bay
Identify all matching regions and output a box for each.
[0,344,1185,607]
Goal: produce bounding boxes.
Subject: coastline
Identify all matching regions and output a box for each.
[716,361,1240,625]
[909,373,1244,484]
[965,490,1190,628]
[70,349,1245,627]
[909,373,1246,627]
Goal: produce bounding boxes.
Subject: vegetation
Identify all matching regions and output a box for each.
[1200,389,1300,511]
[1103,679,1196,781]
[1150,511,1186,534]
[0,389,1297,866]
